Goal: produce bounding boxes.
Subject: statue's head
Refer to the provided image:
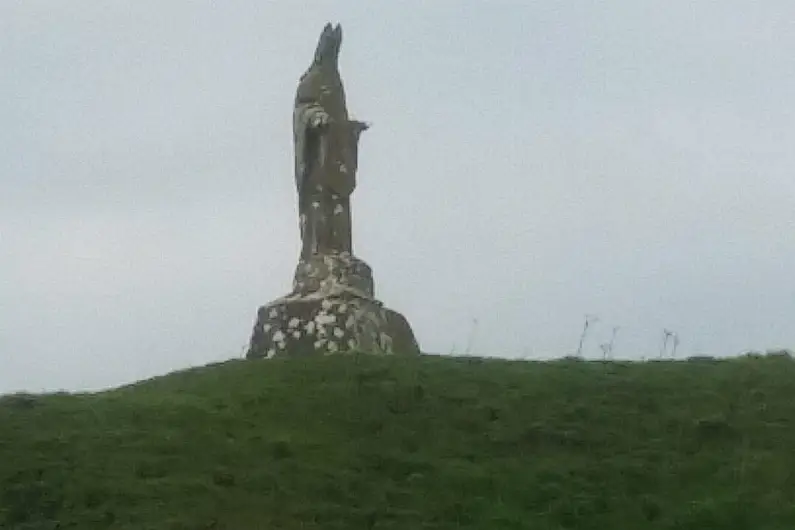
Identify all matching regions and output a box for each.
[312,23,342,69]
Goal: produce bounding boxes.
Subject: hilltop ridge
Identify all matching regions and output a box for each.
[2,354,794,529]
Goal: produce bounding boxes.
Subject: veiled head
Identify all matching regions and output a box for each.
[312,23,343,68]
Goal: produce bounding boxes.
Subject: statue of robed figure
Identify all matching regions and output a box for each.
[293,23,369,260]
[245,23,420,360]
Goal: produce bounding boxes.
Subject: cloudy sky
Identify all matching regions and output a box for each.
[2,2,794,393]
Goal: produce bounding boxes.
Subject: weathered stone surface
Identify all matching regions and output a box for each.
[292,251,374,299]
[247,294,419,359]
[245,22,419,359]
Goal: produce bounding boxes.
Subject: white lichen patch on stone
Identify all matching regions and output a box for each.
[277,341,287,350]
[321,299,334,311]
[292,330,301,339]
[379,332,393,352]
[304,321,316,334]
[317,326,327,337]
[327,341,338,352]
[339,163,348,174]
[311,201,320,209]
[272,330,286,343]
[333,204,344,215]
[348,339,358,350]
[338,303,348,313]
[287,318,301,329]
[263,323,272,333]
[268,308,279,319]
[345,315,356,329]
[266,349,276,359]
[315,313,336,326]
[333,327,345,338]
[314,339,327,349]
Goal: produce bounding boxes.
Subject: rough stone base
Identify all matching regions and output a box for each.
[292,251,374,298]
[246,293,420,359]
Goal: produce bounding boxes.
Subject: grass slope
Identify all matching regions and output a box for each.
[2,354,795,529]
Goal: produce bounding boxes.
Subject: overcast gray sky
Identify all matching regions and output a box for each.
[2,2,794,393]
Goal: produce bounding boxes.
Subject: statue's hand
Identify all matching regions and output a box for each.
[309,110,332,129]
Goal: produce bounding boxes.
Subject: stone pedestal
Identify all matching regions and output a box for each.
[246,252,419,359]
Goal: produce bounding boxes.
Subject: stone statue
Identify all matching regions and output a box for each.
[293,23,368,260]
[245,23,420,359]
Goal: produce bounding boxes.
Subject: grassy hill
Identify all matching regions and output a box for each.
[2,353,795,529]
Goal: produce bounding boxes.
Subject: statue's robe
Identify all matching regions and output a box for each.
[293,30,366,261]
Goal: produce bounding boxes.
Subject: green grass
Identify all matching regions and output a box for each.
[2,353,795,529]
